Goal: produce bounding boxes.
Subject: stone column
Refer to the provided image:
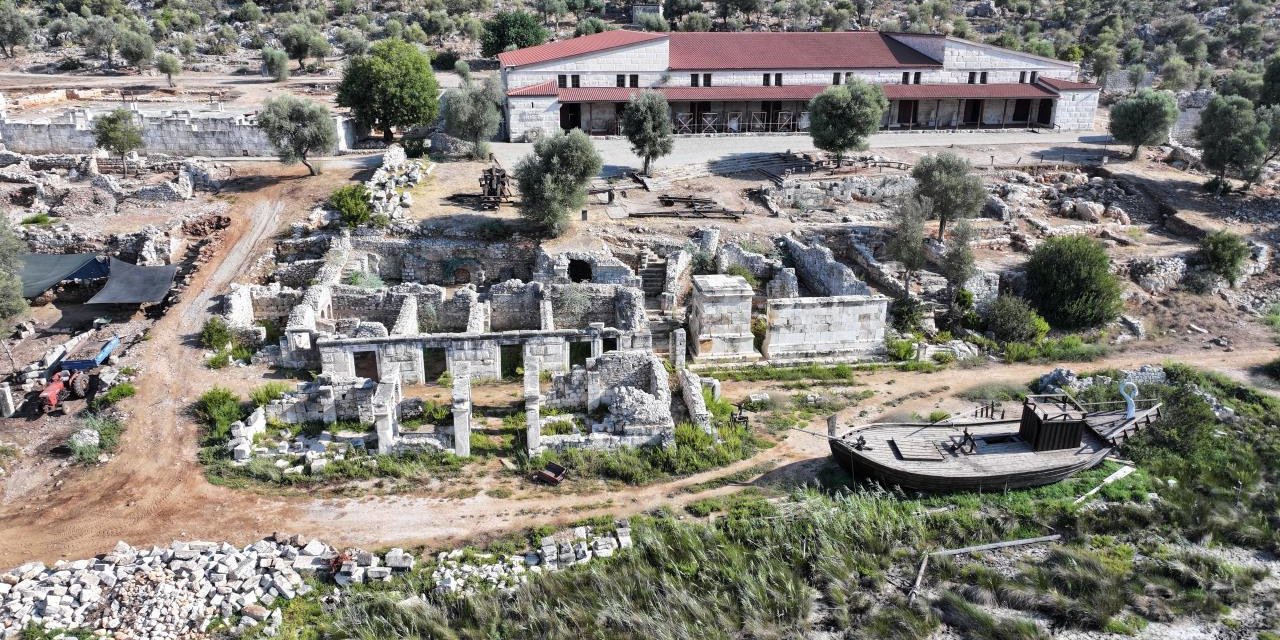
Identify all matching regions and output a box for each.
[0,383,14,418]
[524,362,542,456]
[671,328,687,369]
[451,373,472,458]
[588,322,605,358]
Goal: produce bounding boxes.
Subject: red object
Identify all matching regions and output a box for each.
[498,30,667,67]
[536,462,568,485]
[667,31,941,70]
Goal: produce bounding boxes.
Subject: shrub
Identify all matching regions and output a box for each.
[928,410,951,423]
[890,296,923,333]
[195,387,243,443]
[431,49,460,70]
[724,265,759,287]
[1024,236,1122,329]
[205,351,231,369]
[199,317,234,351]
[250,382,290,406]
[21,214,51,225]
[329,185,375,228]
[931,351,956,364]
[1202,176,1233,194]
[1199,229,1251,284]
[986,294,1050,343]
[92,383,136,409]
[343,270,384,288]
[886,338,916,361]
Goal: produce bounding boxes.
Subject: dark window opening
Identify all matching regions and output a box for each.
[423,347,447,383]
[703,73,711,86]
[1019,71,1027,83]
[558,74,567,88]
[500,344,523,379]
[833,72,841,84]
[690,73,699,87]
[1012,98,1031,121]
[913,72,921,84]
[1030,71,1038,83]
[774,73,783,86]
[569,341,591,368]
[602,336,618,353]
[567,259,593,283]
[616,74,625,87]
[980,72,988,84]
[629,74,638,87]
[571,74,580,88]
[901,71,910,84]
[967,72,976,84]
[763,73,770,86]
[353,351,379,380]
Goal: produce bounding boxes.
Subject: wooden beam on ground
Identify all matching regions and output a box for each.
[931,534,1061,558]
[1072,464,1136,505]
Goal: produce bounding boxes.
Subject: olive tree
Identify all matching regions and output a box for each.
[0,2,33,58]
[885,196,928,295]
[441,74,503,159]
[93,109,143,176]
[1108,89,1178,158]
[280,23,330,70]
[0,215,25,324]
[807,80,887,167]
[1195,95,1270,190]
[256,95,338,176]
[262,48,289,82]
[514,130,602,236]
[620,91,673,176]
[910,152,986,238]
[156,52,181,87]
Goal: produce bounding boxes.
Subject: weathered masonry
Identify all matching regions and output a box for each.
[499,30,1099,141]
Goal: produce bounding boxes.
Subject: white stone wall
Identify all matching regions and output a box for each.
[666,68,924,86]
[762,295,888,360]
[0,116,354,157]
[1052,90,1098,131]
[688,274,758,361]
[507,96,560,142]
[938,38,1078,75]
[503,39,670,90]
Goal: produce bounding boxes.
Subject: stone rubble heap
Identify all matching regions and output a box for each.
[1034,364,1168,395]
[224,407,374,473]
[432,523,633,596]
[364,144,425,221]
[773,174,916,211]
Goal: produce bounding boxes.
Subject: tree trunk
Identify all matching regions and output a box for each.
[643,155,651,176]
[121,154,127,178]
[1130,144,1139,159]
[382,126,395,143]
[937,216,947,239]
[301,154,317,176]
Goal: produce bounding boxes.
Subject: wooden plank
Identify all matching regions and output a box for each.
[931,534,1061,558]
[891,438,943,461]
[1073,464,1135,505]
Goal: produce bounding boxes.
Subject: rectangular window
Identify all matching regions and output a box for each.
[775,73,783,86]
[558,74,567,88]
[629,74,638,87]
[763,73,771,86]
[901,71,910,84]
[691,73,699,87]
[1030,71,1038,83]
[980,72,988,84]
[571,74,580,88]
[703,73,711,86]
[1019,71,1027,83]
[617,74,625,87]
[833,72,841,84]
[968,72,976,84]
[913,71,921,84]
[845,72,853,81]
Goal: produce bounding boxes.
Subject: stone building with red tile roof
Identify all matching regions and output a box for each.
[498,30,1099,141]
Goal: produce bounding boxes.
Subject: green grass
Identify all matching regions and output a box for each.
[701,363,859,384]
[91,382,135,409]
[957,382,1029,402]
[20,214,52,225]
[1004,334,1108,363]
[1264,302,1280,337]
[249,382,291,407]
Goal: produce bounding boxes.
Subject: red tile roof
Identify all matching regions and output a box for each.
[667,32,941,70]
[882,83,1057,99]
[507,79,559,96]
[1038,77,1098,91]
[496,30,667,67]
[533,83,1059,103]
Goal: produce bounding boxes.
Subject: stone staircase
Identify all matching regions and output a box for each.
[638,247,671,355]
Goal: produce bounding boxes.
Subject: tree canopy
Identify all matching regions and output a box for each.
[93,109,143,176]
[1195,94,1270,189]
[0,215,25,324]
[910,152,986,238]
[262,48,289,82]
[280,22,330,69]
[1108,89,1178,158]
[514,130,601,236]
[442,74,503,159]
[807,81,887,167]
[337,39,440,142]
[481,11,547,58]
[156,52,181,87]
[1024,235,1122,329]
[0,2,33,58]
[257,95,338,176]
[885,196,928,294]
[620,91,673,176]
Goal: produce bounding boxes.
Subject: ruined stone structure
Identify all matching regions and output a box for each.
[762,295,889,360]
[688,275,759,361]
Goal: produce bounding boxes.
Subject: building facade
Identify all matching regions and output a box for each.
[498,30,1099,142]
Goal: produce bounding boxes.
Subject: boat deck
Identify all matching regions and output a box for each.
[857,422,1107,479]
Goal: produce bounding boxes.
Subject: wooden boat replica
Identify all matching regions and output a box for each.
[829,385,1162,492]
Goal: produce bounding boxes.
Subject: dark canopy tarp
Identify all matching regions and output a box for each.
[19,253,109,298]
[86,258,177,304]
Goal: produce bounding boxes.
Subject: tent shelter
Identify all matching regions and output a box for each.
[86,258,177,305]
[19,254,110,298]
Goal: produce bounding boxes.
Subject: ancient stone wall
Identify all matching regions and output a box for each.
[688,274,758,361]
[780,235,871,296]
[762,295,888,360]
[349,236,537,286]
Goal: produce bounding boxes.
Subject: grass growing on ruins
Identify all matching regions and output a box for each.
[249,382,290,407]
[252,364,1280,638]
[90,382,135,409]
[701,363,861,384]
[19,214,51,226]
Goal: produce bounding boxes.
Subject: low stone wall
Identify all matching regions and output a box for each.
[762,295,889,360]
[678,368,713,434]
[780,235,871,296]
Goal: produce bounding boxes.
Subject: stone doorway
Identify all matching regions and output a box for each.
[353,351,379,380]
[500,344,524,379]
[567,259,592,283]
